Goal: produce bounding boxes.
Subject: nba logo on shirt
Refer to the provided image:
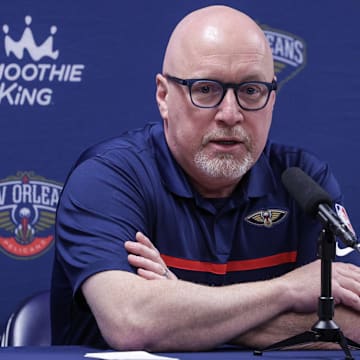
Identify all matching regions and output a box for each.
[335,203,356,256]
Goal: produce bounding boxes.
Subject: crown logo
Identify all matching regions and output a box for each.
[2,15,59,62]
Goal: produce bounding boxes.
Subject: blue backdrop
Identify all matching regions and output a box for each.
[0,0,359,330]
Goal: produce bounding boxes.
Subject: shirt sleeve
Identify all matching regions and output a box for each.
[55,153,152,295]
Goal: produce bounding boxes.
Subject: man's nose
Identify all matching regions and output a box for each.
[215,90,244,125]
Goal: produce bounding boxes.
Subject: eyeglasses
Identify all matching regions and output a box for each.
[166,75,277,111]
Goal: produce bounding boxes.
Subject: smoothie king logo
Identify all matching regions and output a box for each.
[261,24,307,89]
[0,172,63,259]
[0,15,85,106]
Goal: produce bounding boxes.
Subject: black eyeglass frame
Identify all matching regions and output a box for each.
[165,75,277,111]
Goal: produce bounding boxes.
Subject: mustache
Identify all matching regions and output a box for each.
[201,127,251,147]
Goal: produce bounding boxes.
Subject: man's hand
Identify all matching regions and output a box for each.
[85,235,360,351]
[125,232,177,280]
[279,260,360,313]
[126,232,360,313]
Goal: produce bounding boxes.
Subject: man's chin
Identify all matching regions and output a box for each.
[195,156,253,180]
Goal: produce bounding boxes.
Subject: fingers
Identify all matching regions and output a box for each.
[335,262,360,282]
[134,231,160,252]
[334,287,360,312]
[281,260,360,313]
[125,232,165,266]
[125,232,177,280]
[137,268,169,280]
[332,262,360,311]
[128,253,167,279]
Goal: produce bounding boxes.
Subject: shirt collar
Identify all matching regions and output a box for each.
[244,144,278,199]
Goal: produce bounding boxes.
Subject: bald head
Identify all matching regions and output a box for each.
[162,5,274,80]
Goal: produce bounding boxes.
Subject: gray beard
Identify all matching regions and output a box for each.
[194,151,254,180]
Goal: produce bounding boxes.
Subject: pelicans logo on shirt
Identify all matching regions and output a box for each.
[0,172,63,259]
[245,209,287,228]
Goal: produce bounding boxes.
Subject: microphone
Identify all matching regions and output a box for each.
[281,167,360,252]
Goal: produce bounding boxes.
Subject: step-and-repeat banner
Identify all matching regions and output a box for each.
[0,0,359,329]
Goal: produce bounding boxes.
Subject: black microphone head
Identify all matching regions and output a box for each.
[281,167,333,217]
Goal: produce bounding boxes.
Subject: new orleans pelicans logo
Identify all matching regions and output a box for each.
[246,209,287,228]
[261,24,307,89]
[0,172,62,259]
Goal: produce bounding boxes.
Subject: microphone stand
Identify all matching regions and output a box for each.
[254,227,360,359]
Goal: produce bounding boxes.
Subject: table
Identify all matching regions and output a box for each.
[0,346,360,360]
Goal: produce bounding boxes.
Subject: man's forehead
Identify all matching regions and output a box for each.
[174,51,271,80]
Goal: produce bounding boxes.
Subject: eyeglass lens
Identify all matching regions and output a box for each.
[190,80,270,109]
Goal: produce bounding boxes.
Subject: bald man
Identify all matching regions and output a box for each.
[51,5,360,351]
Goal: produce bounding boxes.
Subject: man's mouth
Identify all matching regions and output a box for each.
[209,138,242,146]
[202,128,251,151]
[212,140,240,145]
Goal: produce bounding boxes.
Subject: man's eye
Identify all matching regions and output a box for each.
[200,85,211,94]
[193,82,220,94]
[244,86,258,95]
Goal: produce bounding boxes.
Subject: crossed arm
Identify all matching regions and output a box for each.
[82,232,360,351]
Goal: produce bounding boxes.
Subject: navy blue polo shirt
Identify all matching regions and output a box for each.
[51,121,360,348]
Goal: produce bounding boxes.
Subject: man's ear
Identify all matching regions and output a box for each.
[156,74,169,122]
